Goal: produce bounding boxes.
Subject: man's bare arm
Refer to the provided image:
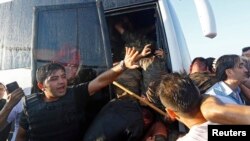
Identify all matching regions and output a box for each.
[88,47,139,96]
[201,95,250,124]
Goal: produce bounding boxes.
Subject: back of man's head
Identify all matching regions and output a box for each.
[215,54,240,81]
[36,63,65,83]
[189,72,218,94]
[242,46,250,53]
[191,57,206,64]
[158,73,202,116]
[242,46,250,57]
[190,57,207,74]
[125,34,155,54]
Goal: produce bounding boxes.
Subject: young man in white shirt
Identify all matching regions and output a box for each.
[158,73,217,141]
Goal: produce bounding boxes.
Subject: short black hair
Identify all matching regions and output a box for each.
[36,63,65,83]
[242,46,250,53]
[189,72,218,94]
[206,57,215,73]
[215,54,240,81]
[191,57,207,66]
[123,31,155,53]
[158,73,201,115]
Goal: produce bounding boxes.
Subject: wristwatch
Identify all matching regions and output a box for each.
[119,60,127,71]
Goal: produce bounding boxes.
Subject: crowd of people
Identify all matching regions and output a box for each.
[1,16,250,141]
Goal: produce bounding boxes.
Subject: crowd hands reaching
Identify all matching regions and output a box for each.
[1,18,250,141]
[1,45,250,141]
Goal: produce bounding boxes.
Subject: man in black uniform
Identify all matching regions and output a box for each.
[16,47,141,141]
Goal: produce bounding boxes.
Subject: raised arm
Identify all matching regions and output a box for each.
[200,95,250,124]
[0,88,24,131]
[88,47,140,95]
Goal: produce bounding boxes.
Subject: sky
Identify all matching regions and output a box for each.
[170,0,250,60]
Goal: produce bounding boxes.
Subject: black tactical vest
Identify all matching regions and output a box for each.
[24,89,86,141]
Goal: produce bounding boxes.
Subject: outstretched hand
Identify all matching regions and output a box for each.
[123,47,140,69]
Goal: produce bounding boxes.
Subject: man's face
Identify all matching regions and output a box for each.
[242,50,250,58]
[229,59,248,83]
[42,69,67,100]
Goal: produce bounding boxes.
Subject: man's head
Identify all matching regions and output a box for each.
[242,46,250,58]
[215,54,248,82]
[158,73,202,120]
[189,57,208,74]
[189,72,218,94]
[36,63,67,101]
[125,34,155,54]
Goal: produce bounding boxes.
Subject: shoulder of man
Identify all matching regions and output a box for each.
[24,93,41,108]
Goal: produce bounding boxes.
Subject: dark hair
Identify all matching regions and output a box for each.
[189,72,218,94]
[242,46,250,53]
[191,57,207,67]
[157,73,201,115]
[215,54,240,81]
[36,63,65,83]
[123,31,155,53]
[206,57,215,73]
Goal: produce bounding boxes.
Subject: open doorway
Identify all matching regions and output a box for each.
[105,3,171,72]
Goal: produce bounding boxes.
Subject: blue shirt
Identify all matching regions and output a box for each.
[205,81,245,105]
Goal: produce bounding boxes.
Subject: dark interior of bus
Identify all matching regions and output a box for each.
[105,5,171,72]
[106,8,156,62]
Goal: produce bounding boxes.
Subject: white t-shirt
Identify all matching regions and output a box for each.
[177,121,216,141]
